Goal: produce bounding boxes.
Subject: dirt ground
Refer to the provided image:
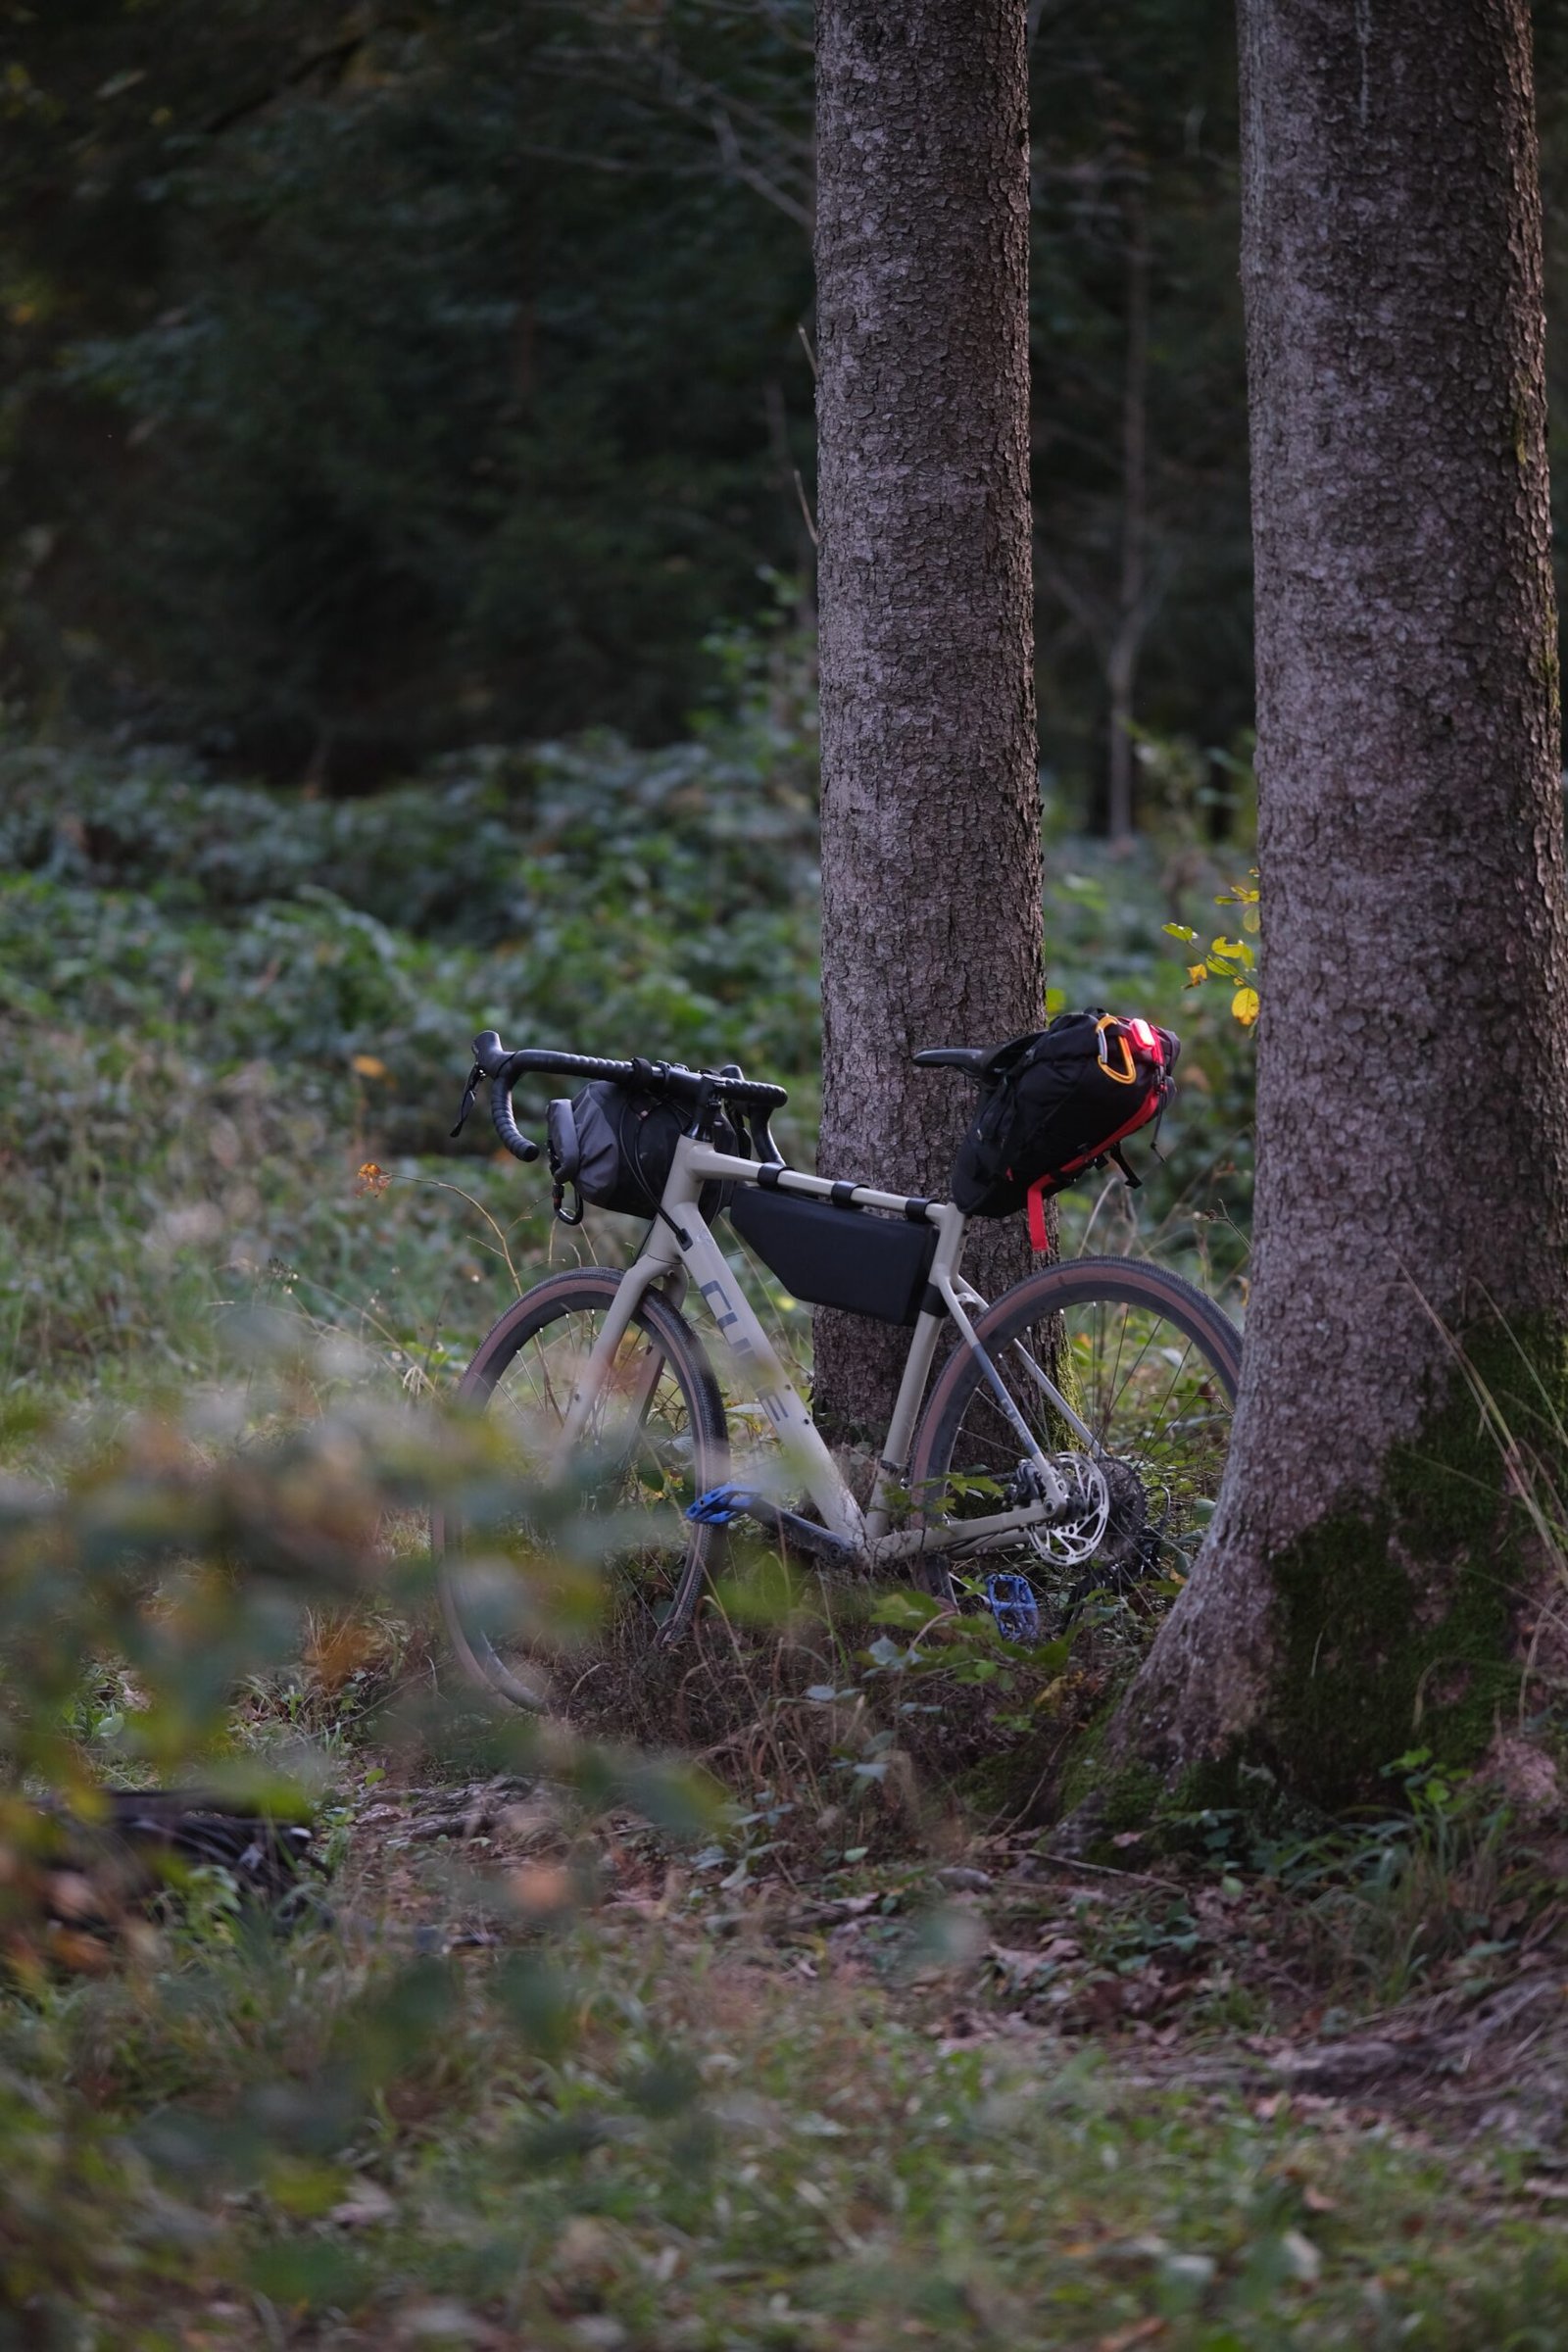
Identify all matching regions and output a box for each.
[334,1766,1568,2191]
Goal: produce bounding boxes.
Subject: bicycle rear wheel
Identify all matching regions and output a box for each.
[434,1269,728,1708]
[908,1254,1240,1612]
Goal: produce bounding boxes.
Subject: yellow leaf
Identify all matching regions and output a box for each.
[1185,962,1208,988]
[1232,986,1260,1028]
[355,1161,391,1197]
[351,1054,388,1079]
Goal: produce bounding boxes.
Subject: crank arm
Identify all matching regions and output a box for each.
[686,1486,858,1566]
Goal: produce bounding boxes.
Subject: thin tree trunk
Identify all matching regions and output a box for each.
[1095,0,1568,1806]
[1105,192,1149,851]
[813,0,1044,1446]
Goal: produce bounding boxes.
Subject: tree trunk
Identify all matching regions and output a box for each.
[1095,0,1568,1807]
[1105,192,1149,852]
[812,0,1044,1444]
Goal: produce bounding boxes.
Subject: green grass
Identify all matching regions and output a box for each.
[11,700,1568,2352]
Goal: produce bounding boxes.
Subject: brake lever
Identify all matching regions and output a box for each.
[450,1060,483,1139]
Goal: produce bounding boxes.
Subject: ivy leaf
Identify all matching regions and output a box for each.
[1232,986,1260,1027]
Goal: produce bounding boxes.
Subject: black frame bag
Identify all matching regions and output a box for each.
[951,1009,1178,1248]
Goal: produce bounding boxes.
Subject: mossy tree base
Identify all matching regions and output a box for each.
[1083,1315,1568,1821]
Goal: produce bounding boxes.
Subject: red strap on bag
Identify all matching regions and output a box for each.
[1021,1093,1167,1252]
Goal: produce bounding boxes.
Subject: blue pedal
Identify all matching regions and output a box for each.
[985,1573,1041,1644]
[686,1485,748,1526]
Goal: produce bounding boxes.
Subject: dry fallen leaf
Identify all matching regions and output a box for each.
[329,2180,396,2229]
[509,1862,576,1920]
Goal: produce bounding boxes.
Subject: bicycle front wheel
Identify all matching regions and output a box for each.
[907,1254,1240,1608]
[434,1269,728,1709]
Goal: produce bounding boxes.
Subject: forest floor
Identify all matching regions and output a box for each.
[124,1719,1568,2352]
[348,1757,1568,2155]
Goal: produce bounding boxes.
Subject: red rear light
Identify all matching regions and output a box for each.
[1128,1016,1159,1057]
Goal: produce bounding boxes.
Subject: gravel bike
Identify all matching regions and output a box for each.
[435,1032,1241,1708]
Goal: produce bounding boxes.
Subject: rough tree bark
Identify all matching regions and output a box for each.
[813,0,1044,1443]
[1105,193,1150,853]
[1089,0,1568,1811]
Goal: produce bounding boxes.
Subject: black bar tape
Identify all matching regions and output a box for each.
[488,1072,540,1162]
[472,1034,787,1108]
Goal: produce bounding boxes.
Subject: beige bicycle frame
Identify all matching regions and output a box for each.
[559,1133,1098,1570]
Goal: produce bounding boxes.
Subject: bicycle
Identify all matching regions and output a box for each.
[434,1031,1241,1708]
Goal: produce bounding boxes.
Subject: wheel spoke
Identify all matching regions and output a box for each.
[914,1262,1239,1610]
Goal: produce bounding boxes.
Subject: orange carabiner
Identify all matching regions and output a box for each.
[1095,1013,1138,1085]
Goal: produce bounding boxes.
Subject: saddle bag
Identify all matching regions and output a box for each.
[951,1009,1178,1248]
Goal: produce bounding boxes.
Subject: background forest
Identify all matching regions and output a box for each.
[4,0,1251,789]
[0,0,1282,1400]
[9,6,1568,2346]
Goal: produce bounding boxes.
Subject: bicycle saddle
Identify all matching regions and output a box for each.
[912,1046,988,1074]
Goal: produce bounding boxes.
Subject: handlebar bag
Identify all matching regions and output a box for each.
[951,1009,1178,1249]
[547,1082,745,1221]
